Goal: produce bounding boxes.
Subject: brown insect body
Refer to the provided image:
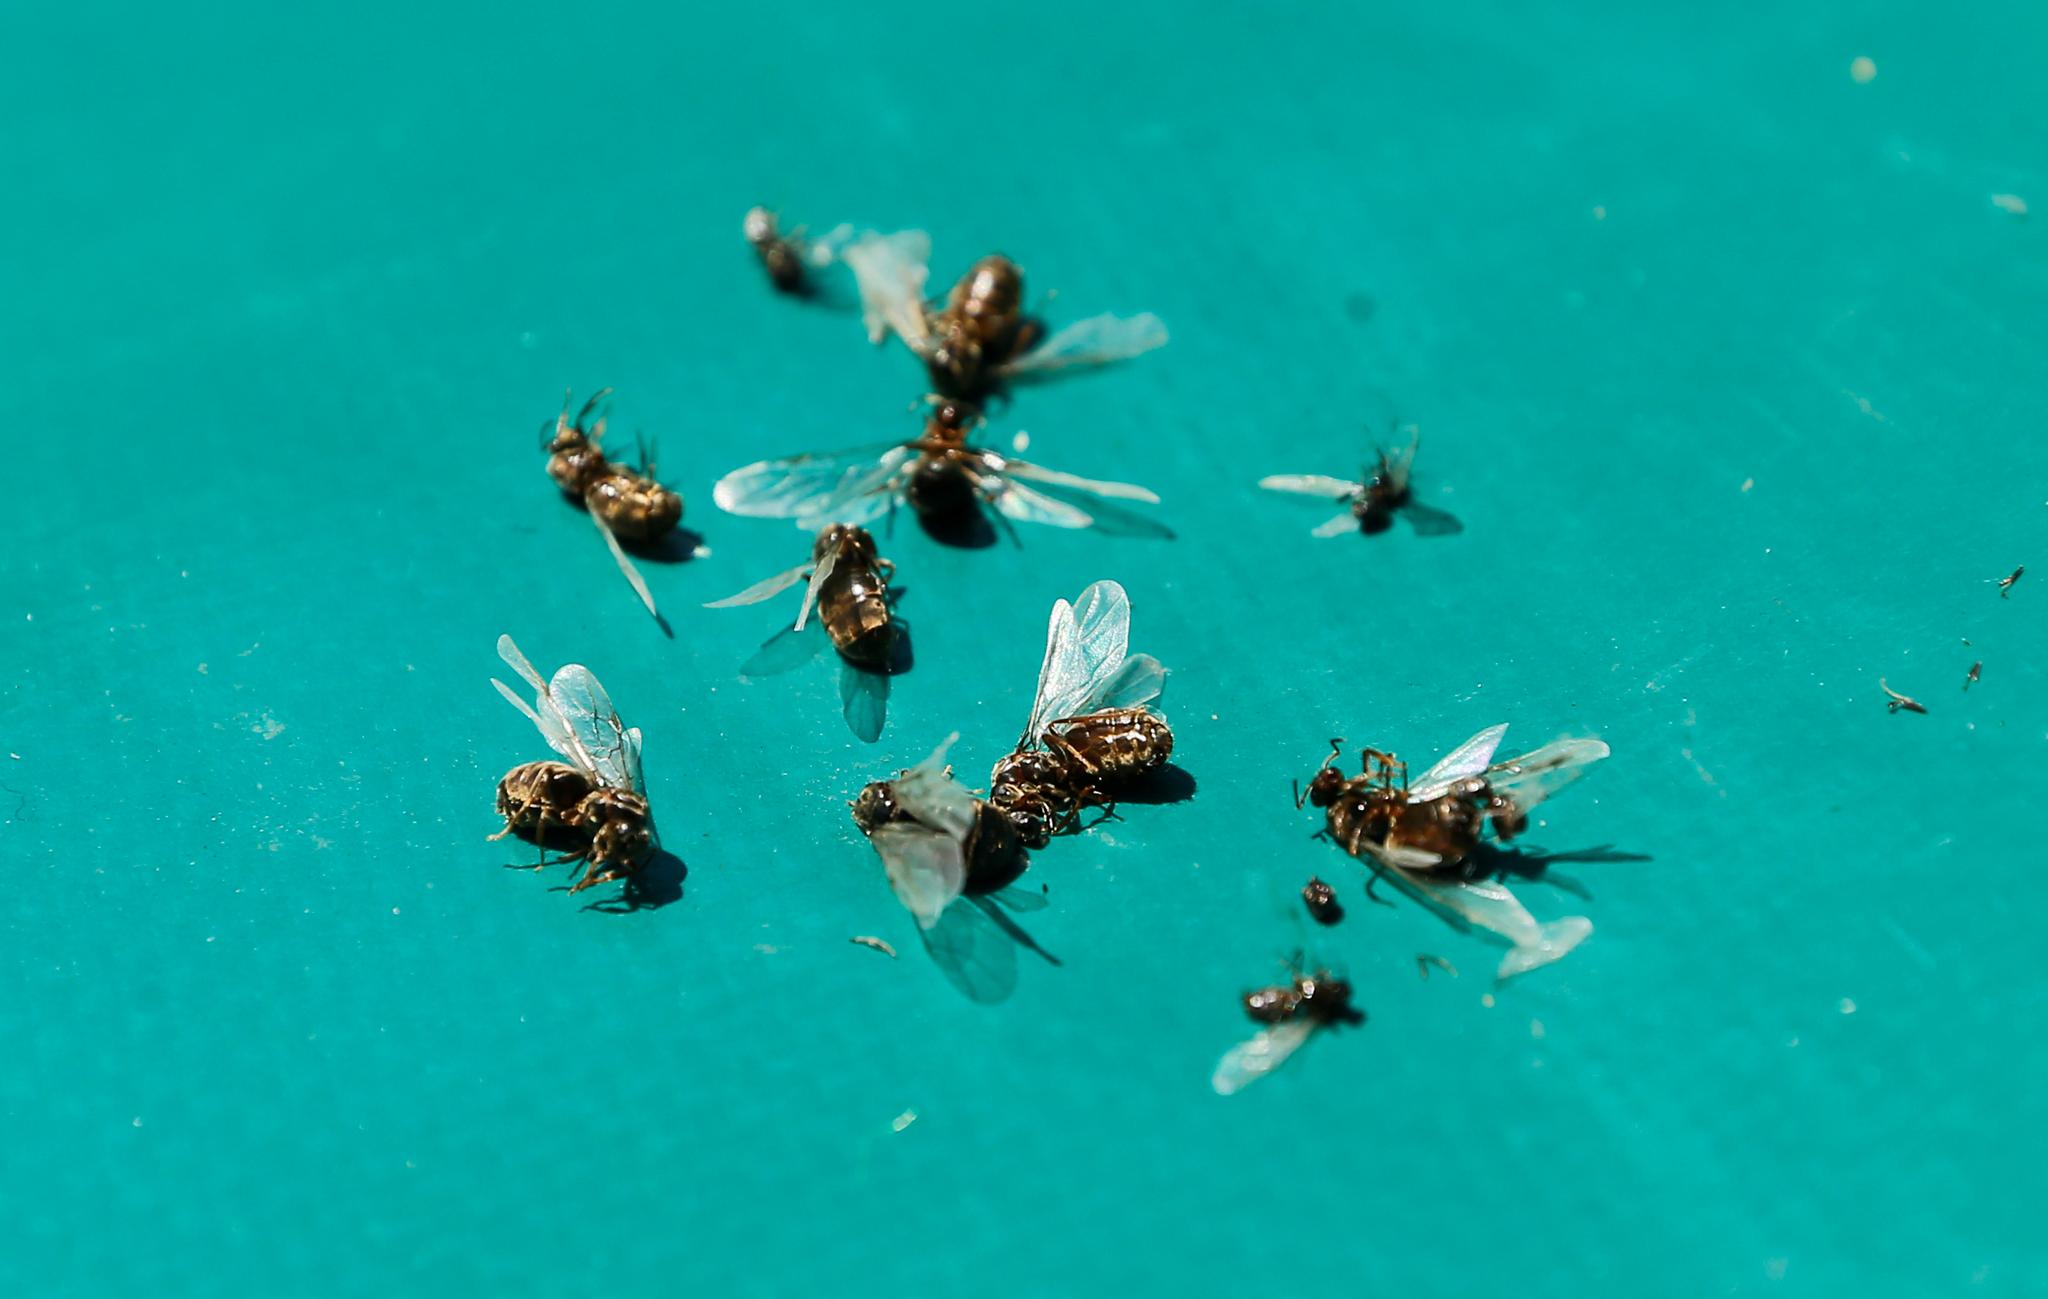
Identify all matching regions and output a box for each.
[927,256,1034,400]
[901,399,988,520]
[492,760,595,850]
[744,207,809,294]
[1241,971,1360,1026]
[543,389,683,542]
[568,787,657,893]
[988,708,1174,847]
[849,780,1029,894]
[1354,449,1414,534]
[1306,755,1523,875]
[1302,876,1343,925]
[813,524,898,669]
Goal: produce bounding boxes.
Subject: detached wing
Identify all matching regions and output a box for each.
[1211,1018,1316,1096]
[999,312,1168,379]
[1408,724,1511,802]
[842,229,933,350]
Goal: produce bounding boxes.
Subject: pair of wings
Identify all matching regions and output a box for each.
[840,229,1169,379]
[1017,579,1167,749]
[865,734,979,928]
[1259,433,1456,539]
[711,438,1165,536]
[703,531,844,632]
[490,634,645,793]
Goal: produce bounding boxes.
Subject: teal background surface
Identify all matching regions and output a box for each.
[4,1,2045,1294]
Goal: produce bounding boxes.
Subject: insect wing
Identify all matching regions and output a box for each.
[839,659,889,744]
[871,822,967,929]
[1408,724,1511,802]
[1211,1017,1317,1096]
[1022,580,1139,743]
[493,635,596,776]
[842,229,933,349]
[1258,474,1361,500]
[550,665,638,791]
[794,540,842,632]
[920,894,1020,1004]
[1310,512,1358,538]
[704,562,814,608]
[713,441,909,519]
[999,312,1168,379]
[794,447,918,531]
[592,513,659,619]
[888,733,977,838]
[1485,737,1611,814]
[1001,458,1161,503]
[990,479,1095,529]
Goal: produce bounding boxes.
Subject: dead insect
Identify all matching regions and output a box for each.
[850,935,898,959]
[1212,960,1364,1095]
[489,635,657,895]
[1880,678,1928,715]
[851,734,1058,1002]
[841,229,1167,403]
[1302,876,1344,925]
[712,397,1168,540]
[1415,953,1459,981]
[1998,565,2024,598]
[1965,662,1982,691]
[706,523,902,740]
[1302,725,1606,979]
[1259,428,1462,537]
[987,580,1172,847]
[742,207,853,296]
[541,388,681,619]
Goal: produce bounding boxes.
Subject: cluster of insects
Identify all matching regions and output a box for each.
[484,206,1653,1093]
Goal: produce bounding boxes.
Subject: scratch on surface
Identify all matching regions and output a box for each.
[1680,747,1725,798]
[1879,918,1937,970]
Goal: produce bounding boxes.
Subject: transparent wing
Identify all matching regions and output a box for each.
[920,894,1019,1004]
[1310,512,1358,538]
[493,635,595,776]
[989,479,1096,529]
[1021,580,1139,743]
[1409,724,1511,802]
[1001,458,1161,503]
[550,665,637,791]
[713,441,909,519]
[999,312,1168,378]
[740,622,825,679]
[842,229,933,349]
[792,448,919,531]
[593,514,659,619]
[1379,431,1420,496]
[704,562,813,609]
[1259,474,1361,499]
[1363,855,1590,979]
[1094,652,1167,714]
[1485,737,1611,814]
[838,660,889,744]
[793,541,841,632]
[871,822,966,929]
[620,726,644,796]
[805,222,856,266]
[1211,1017,1317,1096]
[891,733,977,837]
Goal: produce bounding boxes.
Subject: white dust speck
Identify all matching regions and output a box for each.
[252,713,285,740]
[891,1109,918,1133]
[205,936,216,943]
[132,1117,144,1128]
[1839,997,1857,1015]
[755,943,779,955]
[1591,204,1607,220]
[1850,56,1876,84]
[1530,1018,1546,1040]
[1012,431,1031,452]
[1766,1258,1789,1281]
[1480,993,1496,1009]
[1740,477,1754,492]
[1991,193,2028,217]
[391,907,401,915]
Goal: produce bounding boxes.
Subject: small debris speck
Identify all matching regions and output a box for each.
[1839,997,1857,1015]
[1849,56,1877,84]
[1530,1018,1547,1040]
[891,1109,918,1133]
[1740,477,1754,493]
[850,935,898,958]
[1591,204,1607,220]
[132,1117,143,1128]
[1991,193,2028,217]
[1480,993,1496,1009]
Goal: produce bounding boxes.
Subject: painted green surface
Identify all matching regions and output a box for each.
[4,1,2044,1294]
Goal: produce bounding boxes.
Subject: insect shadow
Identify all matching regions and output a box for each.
[1111,761,1197,807]
[579,848,689,914]
[1464,841,1652,902]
